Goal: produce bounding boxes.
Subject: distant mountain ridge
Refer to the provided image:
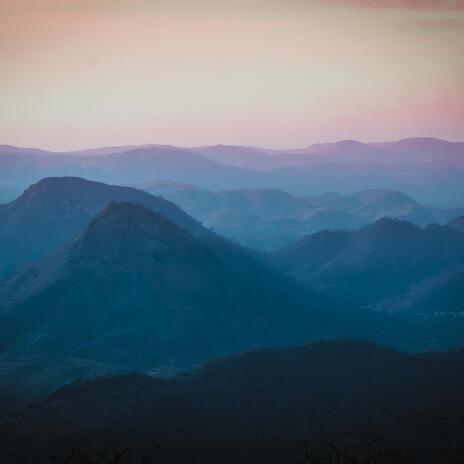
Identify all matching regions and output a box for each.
[1,137,463,203]
[4,136,460,164]
[139,181,464,250]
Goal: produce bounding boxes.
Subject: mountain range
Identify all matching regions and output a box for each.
[0,173,463,462]
[137,181,464,250]
[271,217,464,315]
[0,177,462,387]
[1,137,464,203]
[0,182,464,385]
[0,200,340,386]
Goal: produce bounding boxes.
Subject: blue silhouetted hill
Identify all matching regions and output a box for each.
[0,176,207,278]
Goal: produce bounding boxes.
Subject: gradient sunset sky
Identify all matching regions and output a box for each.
[1,0,463,150]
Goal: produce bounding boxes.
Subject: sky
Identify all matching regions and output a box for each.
[1,0,463,150]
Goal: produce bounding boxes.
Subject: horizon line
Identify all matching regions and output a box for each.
[1,135,464,154]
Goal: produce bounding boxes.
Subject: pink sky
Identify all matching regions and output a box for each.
[0,0,463,150]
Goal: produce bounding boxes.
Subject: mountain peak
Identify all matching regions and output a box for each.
[21,175,84,193]
[78,202,195,257]
[364,216,420,236]
[351,189,418,206]
[305,140,380,158]
[89,201,186,231]
[6,176,206,236]
[334,139,366,147]
[396,137,449,145]
[12,177,109,209]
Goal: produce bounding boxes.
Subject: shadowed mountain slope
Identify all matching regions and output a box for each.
[271,218,464,306]
[0,202,338,386]
[0,177,206,278]
[375,269,464,315]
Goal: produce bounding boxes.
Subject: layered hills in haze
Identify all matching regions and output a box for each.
[1,137,463,203]
[0,150,463,462]
[0,177,463,388]
[138,181,463,250]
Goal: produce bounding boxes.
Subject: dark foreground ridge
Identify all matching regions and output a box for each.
[2,339,464,463]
